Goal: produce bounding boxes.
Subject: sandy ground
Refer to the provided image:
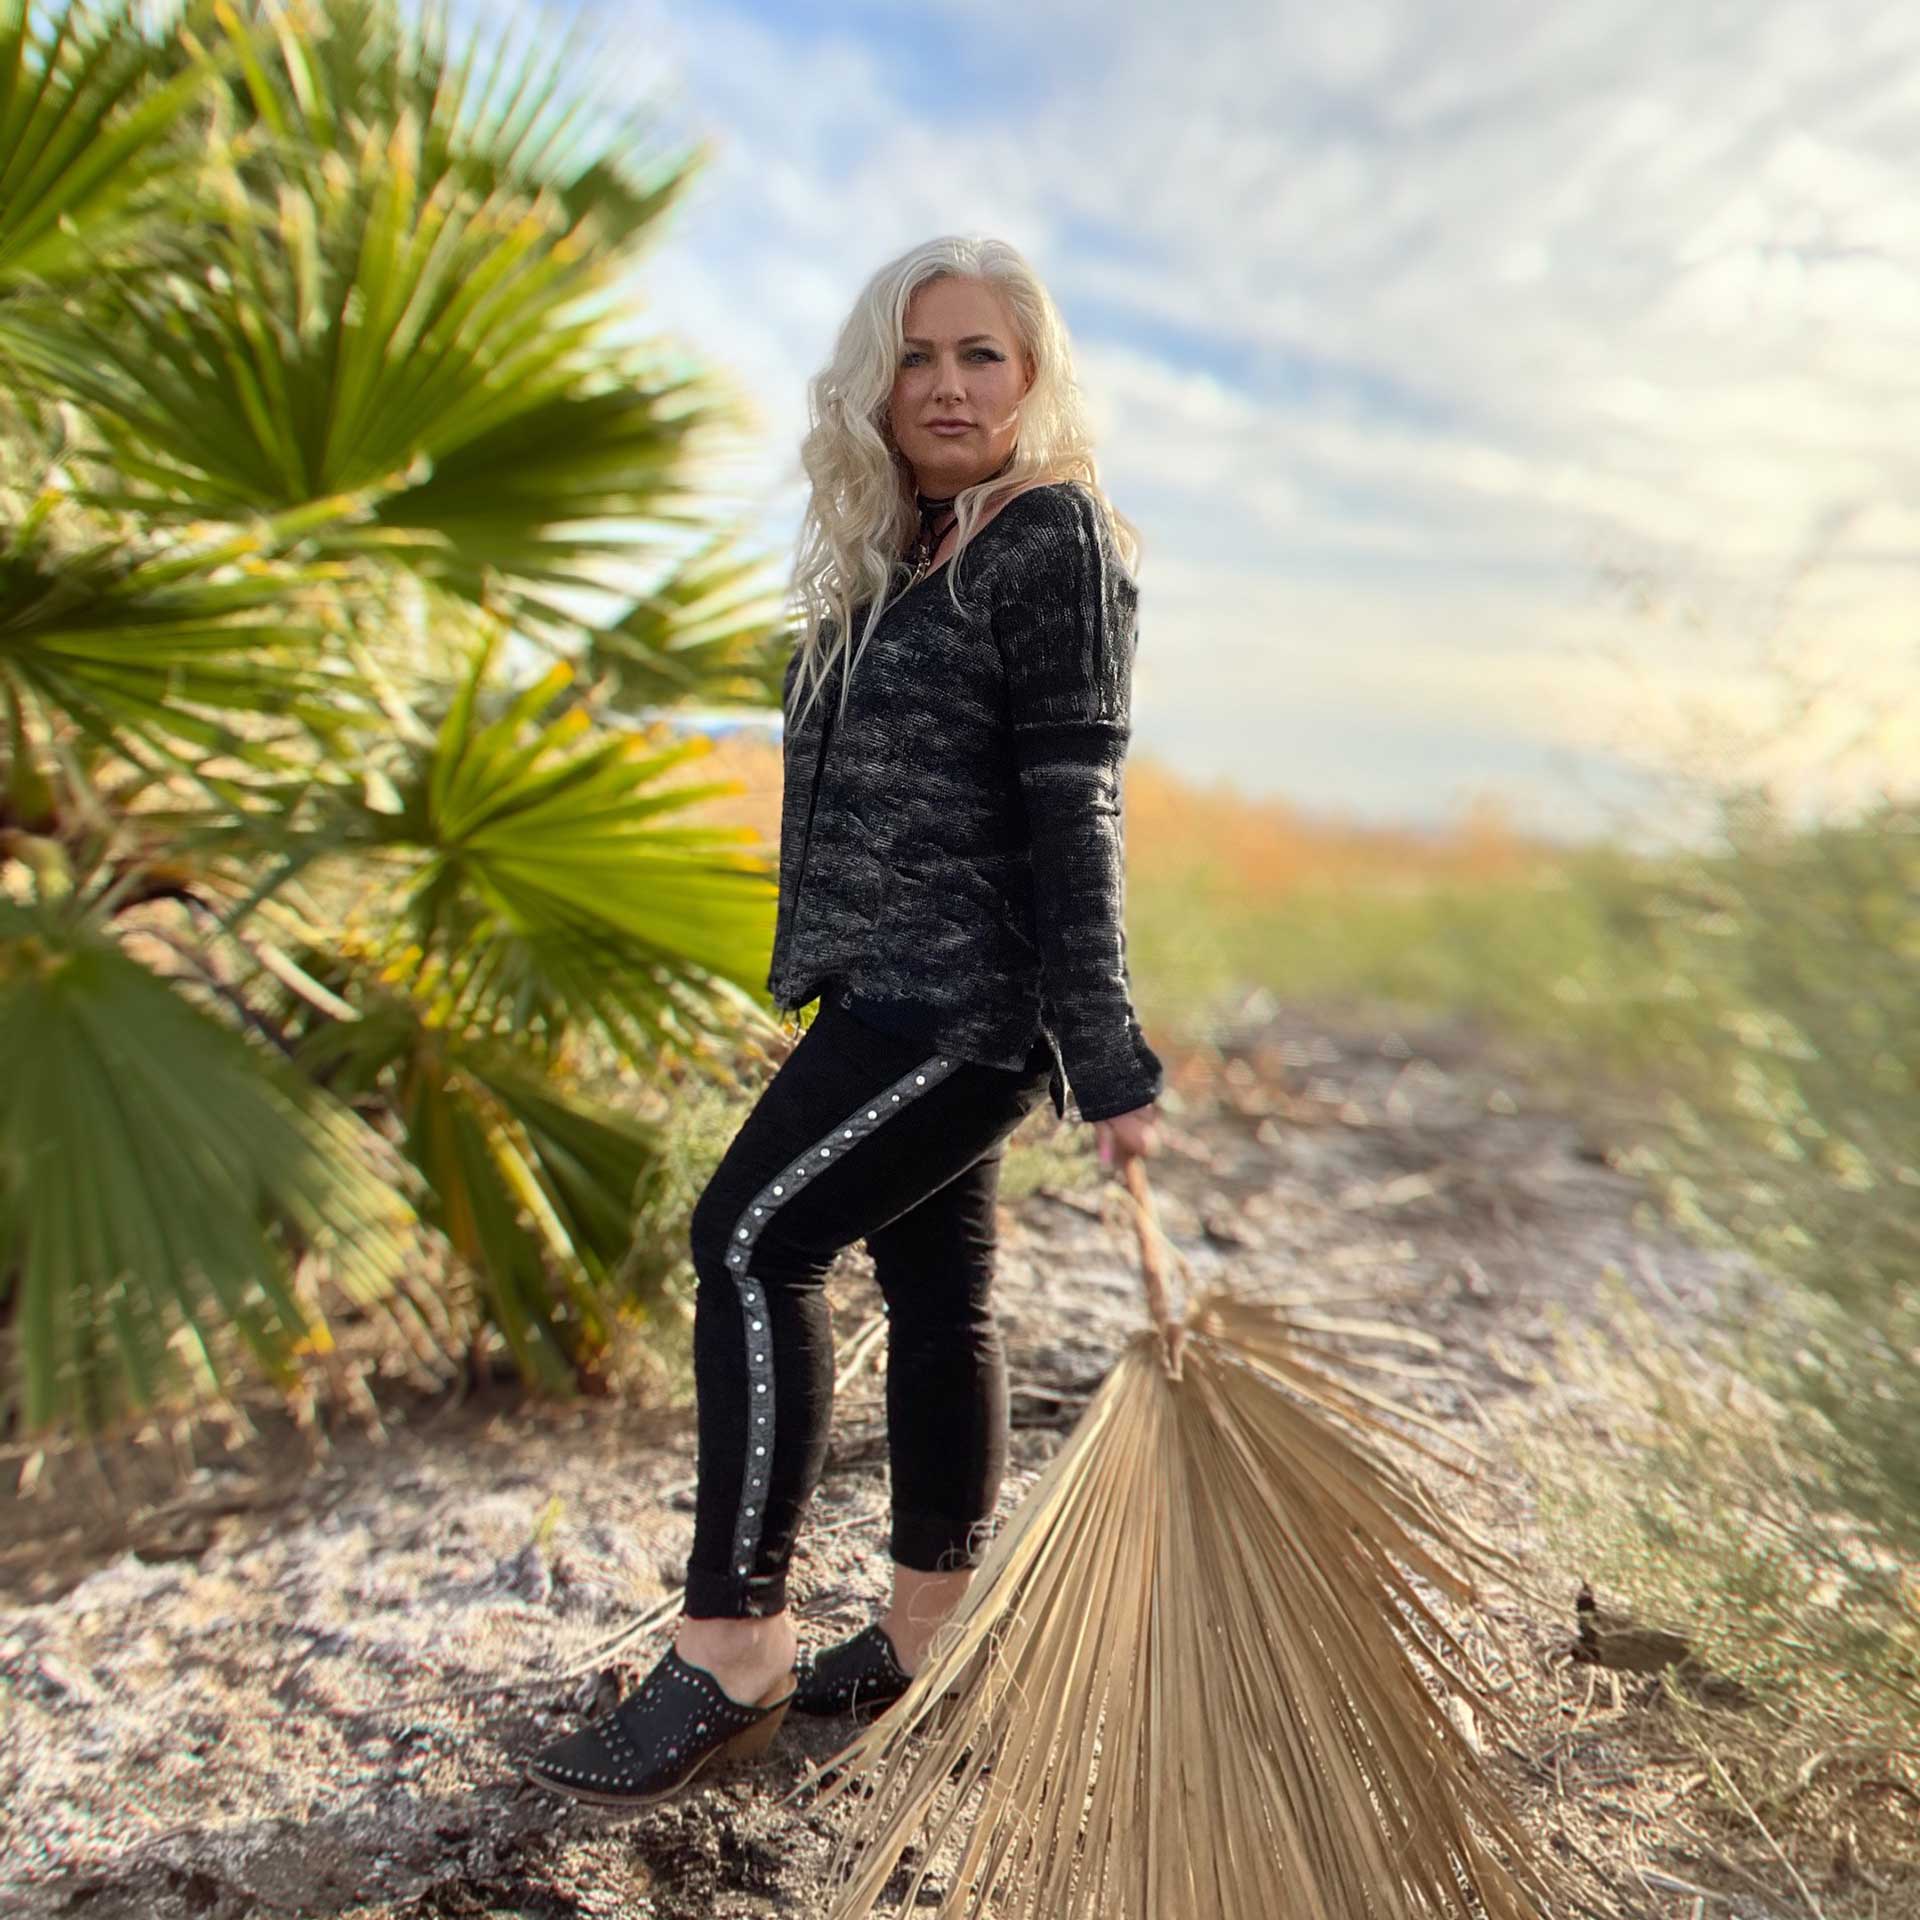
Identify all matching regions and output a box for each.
[2,999,1902,1920]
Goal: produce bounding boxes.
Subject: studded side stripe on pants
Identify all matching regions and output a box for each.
[720,1050,964,1583]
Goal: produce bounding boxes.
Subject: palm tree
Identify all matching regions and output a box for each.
[0,0,794,1434]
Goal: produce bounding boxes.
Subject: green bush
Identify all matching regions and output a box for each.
[1614,790,1920,1569]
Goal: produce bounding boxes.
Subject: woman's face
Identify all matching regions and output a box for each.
[887,275,1034,498]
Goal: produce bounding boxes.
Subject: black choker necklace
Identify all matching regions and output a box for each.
[907,456,1014,583]
[908,492,959,584]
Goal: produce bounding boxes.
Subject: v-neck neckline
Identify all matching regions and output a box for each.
[893,481,1062,603]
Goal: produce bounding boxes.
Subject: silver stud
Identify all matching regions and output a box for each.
[736,1227,749,1240]
[752,1319,763,1330]
[773,1184,783,1195]
[867,1109,877,1119]
[755,1444,766,1454]
[891,1094,900,1103]
[843,1128,853,1138]
[753,1206,764,1215]
[819,1147,830,1157]
[757,1382,766,1392]
[915,1074,926,1085]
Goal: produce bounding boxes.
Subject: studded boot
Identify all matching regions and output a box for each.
[791,1620,919,1721]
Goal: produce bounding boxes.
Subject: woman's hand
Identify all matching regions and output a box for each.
[1094,1103,1161,1169]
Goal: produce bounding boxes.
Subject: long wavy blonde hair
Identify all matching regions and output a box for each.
[784,235,1141,733]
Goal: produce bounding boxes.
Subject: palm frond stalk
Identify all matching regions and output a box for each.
[790,1159,1562,1920]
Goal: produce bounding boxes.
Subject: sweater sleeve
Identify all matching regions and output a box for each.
[991,485,1165,1125]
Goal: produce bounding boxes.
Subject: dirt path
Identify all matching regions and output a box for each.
[0,1001,1834,1919]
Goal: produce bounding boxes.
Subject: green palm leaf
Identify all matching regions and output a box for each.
[368,364,755,628]
[0,482,383,775]
[275,637,778,1062]
[0,900,416,1432]
[0,0,215,296]
[589,529,795,712]
[193,0,702,248]
[420,663,776,1024]
[46,76,744,631]
[295,990,674,1387]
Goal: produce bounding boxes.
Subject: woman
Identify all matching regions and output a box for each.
[526,235,1164,1807]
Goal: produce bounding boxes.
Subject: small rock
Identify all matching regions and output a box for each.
[493,1541,552,1606]
[1200,1204,1259,1249]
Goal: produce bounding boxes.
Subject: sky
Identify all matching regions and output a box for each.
[460,0,1917,846]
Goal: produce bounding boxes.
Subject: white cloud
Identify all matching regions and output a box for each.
[522,0,1920,833]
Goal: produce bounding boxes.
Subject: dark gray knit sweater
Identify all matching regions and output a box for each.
[766,480,1164,1126]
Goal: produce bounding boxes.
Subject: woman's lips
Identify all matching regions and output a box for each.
[929,422,972,434]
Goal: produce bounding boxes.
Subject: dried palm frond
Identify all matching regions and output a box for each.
[786,1161,1561,1920]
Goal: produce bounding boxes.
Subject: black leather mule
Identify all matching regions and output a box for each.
[524,1645,796,1808]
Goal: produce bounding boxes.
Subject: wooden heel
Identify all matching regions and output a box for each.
[720,1690,793,1764]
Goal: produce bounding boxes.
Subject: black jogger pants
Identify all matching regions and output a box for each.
[682,997,1056,1618]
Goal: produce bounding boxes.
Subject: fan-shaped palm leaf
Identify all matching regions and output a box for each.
[794,1189,1558,1920]
[589,528,795,713]
[188,0,701,247]
[0,0,214,296]
[0,482,383,779]
[47,82,744,632]
[375,365,755,635]
[0,899,415,1432]
[257,637,778,1063]
[294,990,673,1387]
[416,664,774,1008]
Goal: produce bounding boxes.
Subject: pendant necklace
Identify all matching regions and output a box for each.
[905,452,1016,586]
[907,491,958,586]
[910,451,1029,583]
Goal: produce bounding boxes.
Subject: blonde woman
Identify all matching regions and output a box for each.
[527,235,1164,1806]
